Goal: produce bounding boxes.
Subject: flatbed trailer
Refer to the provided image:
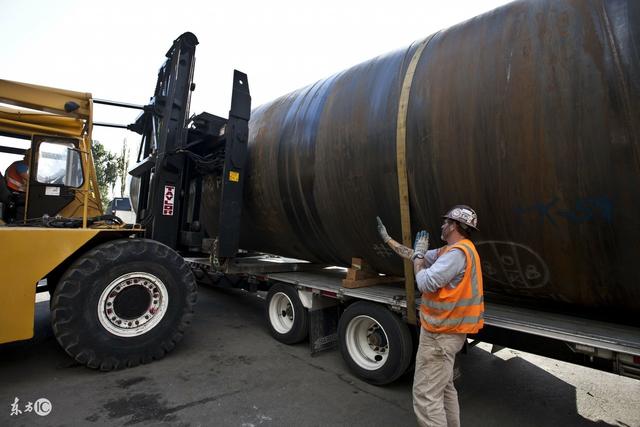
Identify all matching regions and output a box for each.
[111,32,640,385]
[185,256,640,385]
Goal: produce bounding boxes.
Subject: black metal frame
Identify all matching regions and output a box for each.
[129,32,251,255]
[216,71,251,257]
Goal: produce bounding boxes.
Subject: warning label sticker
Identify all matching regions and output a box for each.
[163,185,175,216]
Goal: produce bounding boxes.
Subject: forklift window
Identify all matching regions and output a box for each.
[36,141,83,188]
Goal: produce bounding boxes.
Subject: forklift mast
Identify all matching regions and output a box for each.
[130,32,251,255]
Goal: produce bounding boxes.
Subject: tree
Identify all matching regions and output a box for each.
[91,140,118,210]
[117,139,130,197]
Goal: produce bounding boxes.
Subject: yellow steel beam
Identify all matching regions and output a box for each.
[0,117,82,138]
[0,106,84,137]
[0,79,92,119]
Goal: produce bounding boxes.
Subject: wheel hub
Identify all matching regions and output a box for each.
[345,315,390,370]
[112,283,152,319]
[282,305,293,320]
[98,272,168,337]
[269,292,295,334]
[367,325,388,353]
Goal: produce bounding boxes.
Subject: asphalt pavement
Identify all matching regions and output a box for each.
[1,285,639,426]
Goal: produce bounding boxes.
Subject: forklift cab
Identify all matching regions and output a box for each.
[24,136,85,220]
[0,79,102,224]
[1,135,91,224]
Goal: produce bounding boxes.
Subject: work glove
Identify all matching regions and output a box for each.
[376,216,391,243]
[411,230,429,261]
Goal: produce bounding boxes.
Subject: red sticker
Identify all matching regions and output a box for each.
[163,185,175,216]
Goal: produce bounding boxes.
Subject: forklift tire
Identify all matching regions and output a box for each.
[265,283,309,344]
[51,238,197,371]
[338,301,413,385]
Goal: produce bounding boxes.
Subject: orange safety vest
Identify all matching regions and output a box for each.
[5,161,28,192]
[419,239,484,334]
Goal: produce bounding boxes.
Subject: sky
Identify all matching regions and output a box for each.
[0,0,512,198]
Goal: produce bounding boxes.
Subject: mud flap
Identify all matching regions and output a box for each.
[309,294,339,355]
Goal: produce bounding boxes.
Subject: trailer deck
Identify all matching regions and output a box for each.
[268,272,640,354]
[186,256,640,378]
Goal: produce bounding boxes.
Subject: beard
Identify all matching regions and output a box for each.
[441,225,451,242]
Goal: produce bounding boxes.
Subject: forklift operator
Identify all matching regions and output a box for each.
[5,149,30,193]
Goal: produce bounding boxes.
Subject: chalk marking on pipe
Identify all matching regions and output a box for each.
[507,49,513,83]
[395,32,439,325]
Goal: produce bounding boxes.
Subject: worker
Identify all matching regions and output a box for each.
[0,171,11,210]
[5,149,30,192]
[376,205,484,427]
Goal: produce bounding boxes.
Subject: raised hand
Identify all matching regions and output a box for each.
[376,216,391,243]
[411,230,429,261]
[376,216,415,260]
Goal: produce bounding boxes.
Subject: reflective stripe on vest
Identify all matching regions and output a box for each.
[422,295,484,310]
[421,312,484,328]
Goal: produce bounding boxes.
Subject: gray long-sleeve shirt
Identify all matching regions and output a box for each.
[415,247,467,293]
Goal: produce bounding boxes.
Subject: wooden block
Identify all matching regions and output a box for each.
[351,257,365,270]
[342,276,404,289]
[351,257,376,273]
[346,268,377,281]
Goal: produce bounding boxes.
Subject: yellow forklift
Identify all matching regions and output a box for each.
[0,73,197,370]
[1,32,249,370]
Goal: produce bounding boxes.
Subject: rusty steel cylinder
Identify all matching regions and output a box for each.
[203,0,640,325]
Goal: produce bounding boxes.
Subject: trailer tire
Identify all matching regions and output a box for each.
[51,238,197,371]
[265,283,308,344]
[338,301,413,385]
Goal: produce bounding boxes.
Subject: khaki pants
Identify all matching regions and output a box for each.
[413,329,467,427]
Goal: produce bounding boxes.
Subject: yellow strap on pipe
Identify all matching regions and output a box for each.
[395,34,437,325]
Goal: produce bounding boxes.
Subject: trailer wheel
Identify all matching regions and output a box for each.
[265,283,308,344]
[51,238,197,371]
[338,301,413,385]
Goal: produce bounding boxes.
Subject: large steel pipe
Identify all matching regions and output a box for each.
[203,0,640,324]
